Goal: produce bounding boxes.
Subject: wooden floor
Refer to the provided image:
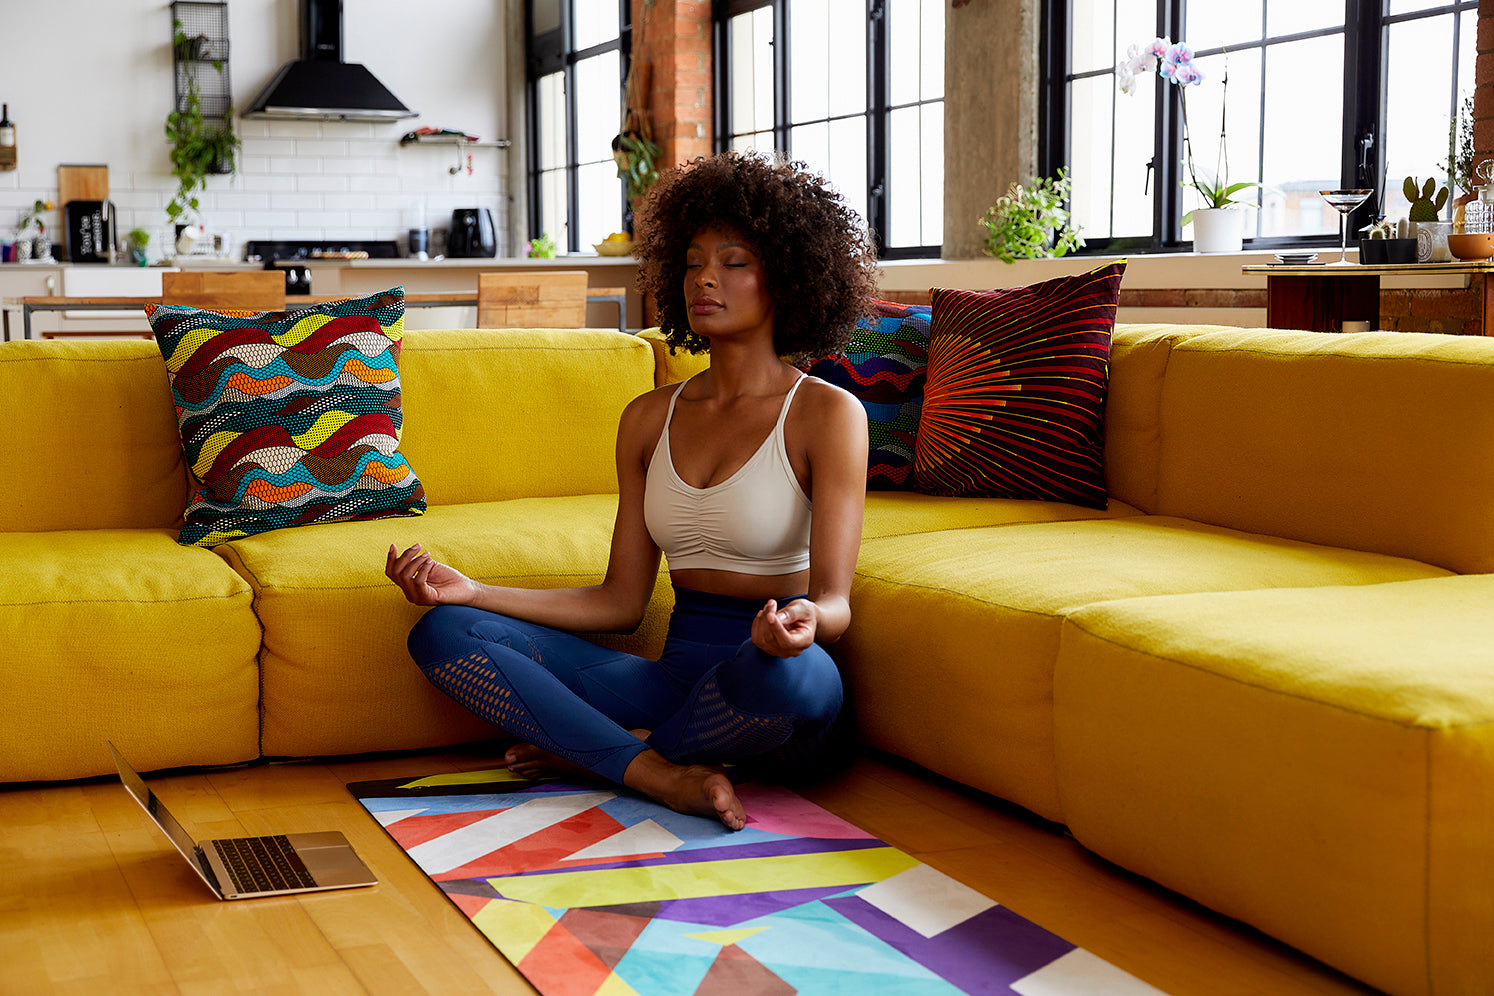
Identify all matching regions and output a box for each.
[0,746,1383,996]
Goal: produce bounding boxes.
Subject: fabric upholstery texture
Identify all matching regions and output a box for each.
[801,299,933,488]
[1154,328,1494,574]
[214,495,674,758]
[842,516,1450,821]
[399,328,656,504]
[861,490,1142,541]
[0,528,260,781]
[1054,574,1494,996]
[146,287,425,547]
[915,262,1125,508]
[0,339,188,532]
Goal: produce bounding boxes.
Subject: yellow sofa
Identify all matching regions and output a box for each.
[2,324,1490,996]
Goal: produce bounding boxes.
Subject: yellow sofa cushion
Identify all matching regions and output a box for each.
[862,491,1142,540]
[214,496,675,758]
[1155,328,1494,573]
[398,329,656,506]
[0,529,260,781]
[1053,574,1494,996]
[840,516,1451,821]
[0,339,188,532]
[638,328,711,387]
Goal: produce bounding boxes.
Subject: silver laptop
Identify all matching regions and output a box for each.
[108,741,377,900]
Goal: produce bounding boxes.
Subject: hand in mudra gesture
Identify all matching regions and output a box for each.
[751,598,818,657]
[386,543,477,606]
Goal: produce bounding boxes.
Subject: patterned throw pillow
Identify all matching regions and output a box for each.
[801,299,932,489]
[145,287,426,547]
[913,261,1125,509]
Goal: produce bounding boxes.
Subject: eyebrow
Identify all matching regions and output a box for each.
[686,241,750,252]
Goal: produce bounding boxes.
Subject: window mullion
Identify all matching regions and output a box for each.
[867,0,888,254]
[1156,0,1183,248]
[1345,0,1384,229]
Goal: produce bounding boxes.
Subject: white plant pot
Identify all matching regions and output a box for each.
[1191,208,1243,254]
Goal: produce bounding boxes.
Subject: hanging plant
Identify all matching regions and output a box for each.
[613,129,662,201]
[165,79,240,224]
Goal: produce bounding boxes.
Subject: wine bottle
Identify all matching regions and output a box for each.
[0,104,15,171]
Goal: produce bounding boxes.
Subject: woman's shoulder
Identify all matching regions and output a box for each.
[794,374,866,424]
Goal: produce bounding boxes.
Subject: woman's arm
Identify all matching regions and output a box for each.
[386,391,666,633]
[751,380,868,655]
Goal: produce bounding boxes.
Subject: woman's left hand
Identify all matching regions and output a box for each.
[752,598,818,657]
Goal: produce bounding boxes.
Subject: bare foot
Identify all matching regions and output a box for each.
[623,750,747,831]
[505,730,652,780]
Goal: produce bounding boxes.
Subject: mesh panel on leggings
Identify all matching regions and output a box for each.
[422,652,616,772]
[661,669,794,761]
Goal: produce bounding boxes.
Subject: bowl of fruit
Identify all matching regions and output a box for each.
[593,232,634,257]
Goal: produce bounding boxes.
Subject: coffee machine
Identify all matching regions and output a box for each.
[447,208,496,257]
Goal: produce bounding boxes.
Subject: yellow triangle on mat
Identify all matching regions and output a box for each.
[682,926,769,948]
[470,897,556,961]
[399,768,526,789]
[595,972,643,996]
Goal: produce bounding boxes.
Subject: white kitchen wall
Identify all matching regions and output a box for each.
[0,0,515,258]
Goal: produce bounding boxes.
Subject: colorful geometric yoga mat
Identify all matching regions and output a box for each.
[348,769,1169,995]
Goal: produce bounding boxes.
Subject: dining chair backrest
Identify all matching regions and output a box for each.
[161,270,286,312]
[477,270,589,328]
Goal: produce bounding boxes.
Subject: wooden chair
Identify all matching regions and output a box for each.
[477,270,589,328]
[160,270,286,312]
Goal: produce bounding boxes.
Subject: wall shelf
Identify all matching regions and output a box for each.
[171,0,232,121]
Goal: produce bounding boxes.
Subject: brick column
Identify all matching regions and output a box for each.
[631,0,713,172]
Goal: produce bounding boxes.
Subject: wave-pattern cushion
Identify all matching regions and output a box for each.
[145,287,426,547]
[801,299,932,489]
[913,262,1125,508]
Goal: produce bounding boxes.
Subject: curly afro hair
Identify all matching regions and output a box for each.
[633,151,878,363]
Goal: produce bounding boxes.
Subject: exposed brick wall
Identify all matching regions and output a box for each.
[1380,278,1486,336]
[1477,0,1494,178]
[632,0,713,172]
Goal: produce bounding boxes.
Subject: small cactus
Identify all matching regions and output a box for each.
[1404,176,1449,222]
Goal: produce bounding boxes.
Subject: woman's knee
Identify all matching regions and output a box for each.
[719,641,843,723]
[406,604,501,671]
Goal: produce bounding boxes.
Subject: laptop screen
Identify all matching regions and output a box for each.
[107,742,205,862]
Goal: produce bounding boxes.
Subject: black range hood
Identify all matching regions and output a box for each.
[243,0,415,122]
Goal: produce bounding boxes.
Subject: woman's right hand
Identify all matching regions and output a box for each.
[386,543,478,606]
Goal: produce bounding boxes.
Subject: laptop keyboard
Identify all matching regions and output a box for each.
[212,835,318,893]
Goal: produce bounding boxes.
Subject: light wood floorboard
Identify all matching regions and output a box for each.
[0,747,1383,995]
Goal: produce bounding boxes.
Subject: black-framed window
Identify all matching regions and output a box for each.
[527,0,630,253]
[1044,0,1477,253]
[715,0,945,258]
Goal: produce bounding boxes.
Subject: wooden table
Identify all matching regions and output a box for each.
[1241,261,1494,333]
[2,288,629,340]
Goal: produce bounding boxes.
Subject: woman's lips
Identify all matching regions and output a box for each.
[690,298,723,314]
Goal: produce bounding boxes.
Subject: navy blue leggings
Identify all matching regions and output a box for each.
[406,586,846,785]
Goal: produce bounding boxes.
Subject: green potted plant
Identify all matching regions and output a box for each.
[164,78,240,229]
[127,228,151,266]
[612,129,662,202]
[978,168,1084,263]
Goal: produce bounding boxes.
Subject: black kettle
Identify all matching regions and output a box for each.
[448,208,496,257]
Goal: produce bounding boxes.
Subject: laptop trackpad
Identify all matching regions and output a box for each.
[287,832,377,887]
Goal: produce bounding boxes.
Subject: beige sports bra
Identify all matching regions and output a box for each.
[643,375,812,575]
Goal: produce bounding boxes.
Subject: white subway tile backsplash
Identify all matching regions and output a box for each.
[270,157,319,175]
[294,139,350,157]
[323,193,378,211]
[252,139,301,157]
[296,175,353,193]
[212,192,273,211]
[265,120,325,139]
[268,193,324,211]
[324,157,378,176]
[349,176,404,193]
[296,211,352,228]
[240,174,297,192]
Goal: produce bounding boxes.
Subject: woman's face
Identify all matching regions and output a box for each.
[682,224,774,341]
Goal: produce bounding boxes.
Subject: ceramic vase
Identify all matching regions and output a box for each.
[1191,208,1242,254]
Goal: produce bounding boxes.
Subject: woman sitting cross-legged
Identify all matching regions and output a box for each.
[385,151,877,830]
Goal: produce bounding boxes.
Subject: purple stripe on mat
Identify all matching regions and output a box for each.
[653,885,856,926]
[825,894,1076,994]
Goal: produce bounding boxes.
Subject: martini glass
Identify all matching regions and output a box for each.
[1319,189,1374,265]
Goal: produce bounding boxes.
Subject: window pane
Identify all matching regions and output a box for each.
[1384,13,1462,222]
[790,117,869,227]
[890,0,943,104]
[1069,0,1115,75]
[1389,0,1456,13]
[573,0,619,51]
[730,131,777,155]
[1112,0,1155,62]
[1265,0,1339,37]
[730,8,775,139]
[1259,35,1340,237]
[790,0,866,123]
[539,168,569,252]
[888,103,943,248]
[574,52,621,167]
[577,161,620,247]
[1069,73,1117,240]
[537,72,567,171]
[1186,1,1263,49]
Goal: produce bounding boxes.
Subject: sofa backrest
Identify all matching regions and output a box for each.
[1145,327,1494,575]
[0,339,189,532]
[398,328,657,505]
